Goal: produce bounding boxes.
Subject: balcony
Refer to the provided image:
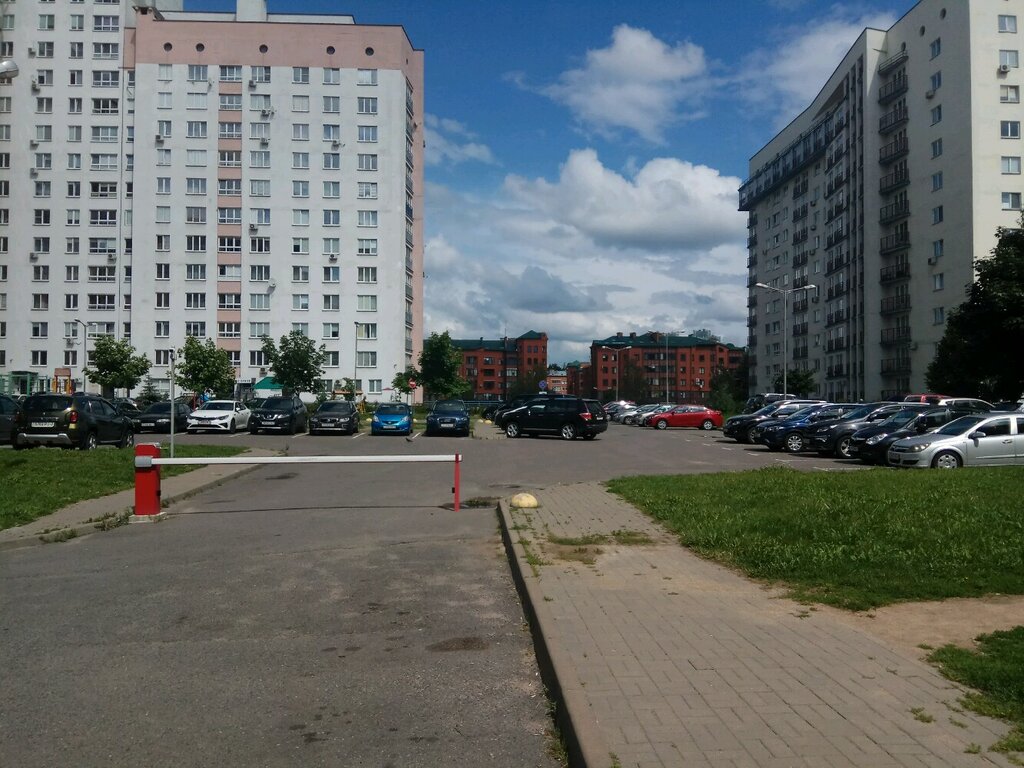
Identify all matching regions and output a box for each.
[826,252,850,275]
[792,298,809,313]
[746,255,758,269]
[792,227,809,245]
[879,199,910,224]
[878,76,908,104]
[405,311,414,327]
[791,181,808,200]
[826,308,849,326]
[880,231,910,254]
[824,172,846,198]
[879,136,909,164]
[879,105,909,134]
[793,275,811,289]
[880,327,912,346]
[825,200,847,223]
[880,295,911,314]
[878,50,908,75]
[747,295,758,308]
[826,283,849,300]
[792,251,809,268]
[826,144,847,171]
[792,203,809,223]
[747,315,757,328]
[826,229,848,249]
[825,337,849,352]
[826,364,847,378]
[748,212,758,227]
[792,322,808,337]
[747,234,758,248]
[793,346,808,360]
[879,262,910,283]
[747,334,757,347]
[879,166,910,193]
[880,358,912,375]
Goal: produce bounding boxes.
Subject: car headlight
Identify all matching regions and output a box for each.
[399,415,410,424]
[865,434,885,445]
[908,442,932,452]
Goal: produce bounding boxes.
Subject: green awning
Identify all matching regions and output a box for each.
[253,376,280,390]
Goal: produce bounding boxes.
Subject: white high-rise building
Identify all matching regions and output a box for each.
[0,0,424,400]
[739,0,1020,400]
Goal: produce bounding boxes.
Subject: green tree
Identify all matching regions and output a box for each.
[391,367,421,400]
[619,357,648,402]
[708,355,750,413]
[338,377,359,401]
[83,336,151,394]
[261,331,327,395]
[136,375,164,407]
[772,368,817,397]
[175,337,237,398]
[418,331,470,400]
[927,224,1024,400]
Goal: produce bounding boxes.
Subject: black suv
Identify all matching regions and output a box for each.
[14,393,134,450]
[502,396,607,440]
[309,400,360,435]
[0,393,21,445]
[250,394,308,434]
[138,401,193,433]
[493,394,550,428]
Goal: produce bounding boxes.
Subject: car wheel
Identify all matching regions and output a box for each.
[119,430,134,449]
[655,420,668,430]
[744,427,758,444]
[505,421,521,438]
[12,433,29,451]
[288,418,296,435]
[81,432,98,451]
[560,423,578,440]
[835,436,853,459]
[932,450,962,469]
[229,420,236,434]
[784,433,805,453]
[700,419,714,431]
[250,428,259,435]
[583,434,596,441]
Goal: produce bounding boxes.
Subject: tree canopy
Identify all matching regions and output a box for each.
[418,332,470,400]
[390,367,421,400]
[83,336,151,393]
[175,337,236,397]
[772,368,816,398]
[261,331,327,395]
[708,356,749,413]
[926,224,1024,400]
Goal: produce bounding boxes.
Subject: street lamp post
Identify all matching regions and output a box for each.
[74,319,95,393]
[353,321,360,400]
[754,282,816,398]
[598,345,632,401]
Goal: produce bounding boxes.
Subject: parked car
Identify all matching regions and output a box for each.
[993,400,1024,412]
[849,405,982,464]
[186,400,251,434]
[138,401,193,433]
[249,395,307,434]
[902,393,952,404]
[649,405,723,431]
[309,400,360,435]
[112,399,143,432]
[888,412,1024,468]
[13,393,134,450]
[749,403,842,446]
[636,404,675,426]
[617,404,654,424]
[758,403,862,452]
[481,401,505,421]
[742,393,795,413]
[0,393,22,445]
[425,399,470,436]
[371,402,413,436]
[722,400,824,444]
[492,394,545,428]
[807,402,909,458]
[503,396,607,440]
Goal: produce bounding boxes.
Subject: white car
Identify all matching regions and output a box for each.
[186,400,251,434]
[888,412,1024,469]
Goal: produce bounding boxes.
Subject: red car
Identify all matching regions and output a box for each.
[648,405,723,431]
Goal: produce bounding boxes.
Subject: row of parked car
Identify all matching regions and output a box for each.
[605,402,725,430]
[484,394,609,440]
[721,396,1024,468]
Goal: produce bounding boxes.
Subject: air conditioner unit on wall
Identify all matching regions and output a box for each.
[328,254,338,262]
[925,89,935,99]
[999,63,1012,74]
[249,223,259,232]
[29,251,37,260]
[248,79,256,89]
[927,256,938,265]
[259,137,269,146]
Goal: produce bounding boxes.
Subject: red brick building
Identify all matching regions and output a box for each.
[589,331,745,403]
[451,331,548,400]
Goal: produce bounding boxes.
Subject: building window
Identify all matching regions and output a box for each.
[292,265,309,282]
[1002,156,1021,174]
[933,273,944,291]
[933,307,945,325]
[292,123,309,141]
[357,267,377,283]
[323,323,340,339]
[358,239,378,256]
[931,171,943,190]
[292,66,310,84]
[357,69,378,86]
[292,95,309,113]
[323,96,340,113]
[1001,85,1021,103]
[323,266,340,283]
[323,295,340,311]
[1004,121,1022,139]
[1002,192,1022,210]
[1000,50,1020,69]
[357,295,377,312]
[933,239,944,260]
[218,322,241,338]
[356,323,377,340]
[930,105,942,125]
[185,293,206,310]
[1000,15,1018,33]
[932,205,943,223]
[250,294,270,311]
[323,68,341,85]
[356,351,377,368]
[358,182,378,199]
[358,154,378,171]
[358,125,378,143]
[930,38,941,59]
[292,294,309,311]
[357,210,378,227]
[931,138,943,157]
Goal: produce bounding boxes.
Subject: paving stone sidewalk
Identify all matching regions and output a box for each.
[500,483,1016,768]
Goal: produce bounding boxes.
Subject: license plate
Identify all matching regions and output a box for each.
[384,424,397,429]
[31,421,53,428]
[263,420,275,425]
[441,423,454,429]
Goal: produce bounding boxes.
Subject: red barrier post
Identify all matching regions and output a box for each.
[134,443,162,516]
[453,454,462,512]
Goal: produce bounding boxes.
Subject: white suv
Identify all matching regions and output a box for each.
[888,413,1024,469]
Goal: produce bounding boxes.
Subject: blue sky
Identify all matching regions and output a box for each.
[191,0,907,363]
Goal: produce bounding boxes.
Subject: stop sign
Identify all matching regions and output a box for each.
[409,379,417,389]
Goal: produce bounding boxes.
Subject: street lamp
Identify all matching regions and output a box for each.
[597,345,632,402]
[74,319,95,392]
[754,282,816,398]
[353,321,360,400]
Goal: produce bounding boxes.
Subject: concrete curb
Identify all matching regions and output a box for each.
[497,498,612,768]
[0,449,275,552]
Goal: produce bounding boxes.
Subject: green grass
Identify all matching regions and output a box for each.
[929,627,1024,753]
[0,445,246,531]
[606,466,1024,610]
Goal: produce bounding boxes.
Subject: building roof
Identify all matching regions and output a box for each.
[592,331,744,351]
[450,331,547,352]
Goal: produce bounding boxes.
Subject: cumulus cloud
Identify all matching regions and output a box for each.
[423,113,497,167]
[536,24,709,144]
[736,7,898,127]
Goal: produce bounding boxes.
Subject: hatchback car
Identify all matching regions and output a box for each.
[371,403,413,435]
[503,396,607,440]
[139,401,193,433]
[14,393,134,450]
[849,405,978,464]
[426,399,470,436]
[649,405,723,431]
[309,400,360,435]
[249,395,307,434]
[888,413,1024,468]
[186,400,251,434]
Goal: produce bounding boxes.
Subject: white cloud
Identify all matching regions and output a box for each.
[538,24,708,144]
[736,7,898,128]
[423,113,497,167]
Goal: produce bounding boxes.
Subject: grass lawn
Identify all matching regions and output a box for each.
[929,628,1024,753]
[0,444,246,531]
[606,466,1024,611]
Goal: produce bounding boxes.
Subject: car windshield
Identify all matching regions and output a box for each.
[145,402,172,414]
[260,398,291,411]
[783,407,818,421]
[376,404,409,415]
[318,401,353,413]
[433,401,466,413]
[752,404,778,417]
[199,402,234,412]
[24,395,72,413]
[839,405,877,421]
[878,408,924,427]
[934,415,987,436]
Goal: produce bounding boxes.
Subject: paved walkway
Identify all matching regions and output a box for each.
[500,483,1016,768]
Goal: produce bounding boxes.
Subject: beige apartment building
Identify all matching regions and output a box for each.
[740,0,1021,400]
[0,0,423,400]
